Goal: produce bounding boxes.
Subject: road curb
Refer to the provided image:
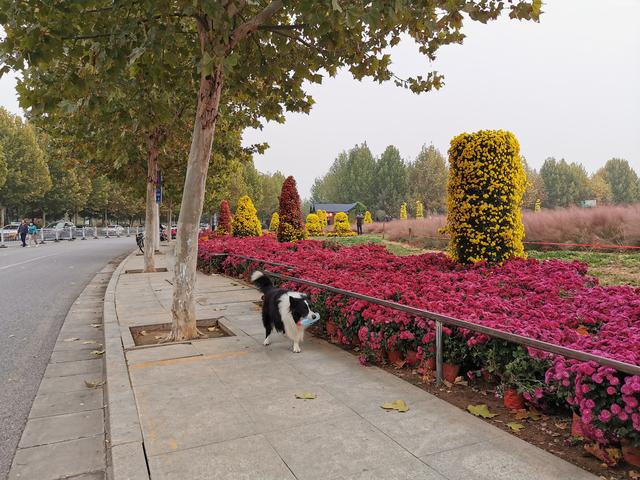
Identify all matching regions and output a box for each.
[104,250,150,480]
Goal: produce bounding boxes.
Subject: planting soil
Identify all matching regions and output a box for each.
[130,318,229,346]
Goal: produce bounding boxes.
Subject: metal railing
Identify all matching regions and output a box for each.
[0,226,144,247]
[210,252,640,384]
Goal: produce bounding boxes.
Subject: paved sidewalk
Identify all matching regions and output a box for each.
[8,262,117,480]
[109,250,597,480]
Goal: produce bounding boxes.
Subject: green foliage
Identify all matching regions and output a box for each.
[232,195,262,237]
[399,202,407,220]
[374,145,407,215]
[589,172,613,205]
[521,157,545,209]
[600,158,640,204]
[0,141,6,191]
[269,212,279,232]
[305,213,323,236]
[540,158,592,208]
[444,130,526,264]
[0,108,51,210]
[408,145,448,214]
[333,212,351,234]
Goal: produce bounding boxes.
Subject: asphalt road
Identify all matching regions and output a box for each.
[0,237,135,478]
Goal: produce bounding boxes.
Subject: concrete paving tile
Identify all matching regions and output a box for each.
[29,389,103,418]
[129,357,218,387]
[8,435,105,480]
[65,472,105,480]
[266,416,416,480]
[135,378,256,456]
[361,399,501,457]
[334,457,446,480]
[207,349,274,373]
[215,360,310,397]
[125,343,200,365]
[53,339,104,351]
[38,372,101,394]
[110,442,149,480]
[238,385,356,433]
[148,434,296,480]
[421,435,598,480]
[50,348,103,363]
[189,335,258,357]
[19,410,104,448]
[45,359,103,378]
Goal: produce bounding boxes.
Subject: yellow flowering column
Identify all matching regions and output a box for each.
[400,202,407,220]
[443,130,526,263]
[363,211,373,224]
[316,209,328,230]
[306,213,323,236]
[269,212,279,232]
[534,199,541,212]
[232,195,262,237]
[415,201,424,218]
[333,212,351,234]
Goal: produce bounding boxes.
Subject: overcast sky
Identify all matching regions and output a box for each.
[1,0,639,199]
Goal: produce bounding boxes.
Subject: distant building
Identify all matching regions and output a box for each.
[581,199,597,208]
[310,203,357,224]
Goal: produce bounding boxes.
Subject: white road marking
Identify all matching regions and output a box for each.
[0,254,59,271]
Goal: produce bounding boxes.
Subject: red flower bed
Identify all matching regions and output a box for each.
[197,235,640,448]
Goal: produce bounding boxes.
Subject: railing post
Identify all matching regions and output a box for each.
[40,228,45,244]
[0,229,6,248]
[93,227,98,239]
[105,227,109,239]
[126,227,130,237]
[435,320,443,386]
[69,227,74,241]
[116,227,121,238]
[136,226,139,235]
[82,227,86,240]
[54,229,59,242]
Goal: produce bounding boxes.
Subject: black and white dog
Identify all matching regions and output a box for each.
[251,271,319,353]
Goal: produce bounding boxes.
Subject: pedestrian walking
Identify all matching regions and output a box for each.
[356,212,364,235]
[18,219,28,247]
[28,220,38,246]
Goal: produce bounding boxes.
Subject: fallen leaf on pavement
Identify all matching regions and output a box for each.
[82,340,98,345]
[89,324,102,328]
[467,404,498,419]
[139,330,148,336]
[381,400,409,412]
[515,410,541,421]
[63,337,80,342]
[91,350,105,356]
[207,326,217,332]
[506,422,525,432]
[85,380,105,389]
[295,392,316,400]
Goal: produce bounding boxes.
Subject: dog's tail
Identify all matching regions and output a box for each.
[251,271,273,294]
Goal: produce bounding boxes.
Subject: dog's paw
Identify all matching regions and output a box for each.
[263,338,271,346]
[293,344,301,353]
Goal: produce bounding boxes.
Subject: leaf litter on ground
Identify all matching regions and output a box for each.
[90,350,105,356]
[506,422,525,432]
[467,404,498,419]
[63,337,80,342]
[295,392,316,400]
[85,380,105,389]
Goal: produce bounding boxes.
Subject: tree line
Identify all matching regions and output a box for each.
[311,142,639,218]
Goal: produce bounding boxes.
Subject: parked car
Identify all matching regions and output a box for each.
[1,223,21,240]
[106,224,124,235]
[46,221,75,230]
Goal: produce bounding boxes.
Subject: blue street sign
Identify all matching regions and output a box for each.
[156,187,162,204]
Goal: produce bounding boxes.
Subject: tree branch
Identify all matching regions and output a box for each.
[257,23,306,30]
[227,0,283,53]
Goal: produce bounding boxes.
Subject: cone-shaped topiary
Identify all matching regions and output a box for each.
[333,211,351,234]
[269,212,279,232]
[400,202,407,220]
[443,129,526,264]
[534,199,541,212]
[277,176,307,242]
[316,209,328,229]
[232,195,262,237]
[217,200,232,236]
[306,213,323,236]
[363,211,373,224]
[415,201,424,218]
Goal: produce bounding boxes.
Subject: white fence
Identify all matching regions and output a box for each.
[0,226,145,247]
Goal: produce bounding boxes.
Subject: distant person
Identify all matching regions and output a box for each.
[28,220,38,246]
[356,212,364,235]
[17,219,28,247]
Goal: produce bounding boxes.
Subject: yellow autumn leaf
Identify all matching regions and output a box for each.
[63,337,79,342]
[295,392,316,400]
[381,400,409,412]
[506,422,525,432]
[467,404,498,419]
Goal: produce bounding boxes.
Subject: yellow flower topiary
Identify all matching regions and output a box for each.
[442,129,526,264]
[415,201,424,218]
[400,202,407,220]
[333,211,351,235]
[363,211,373,224]
[316,209,328,229]
[232,195,262,237]
[306,213,323,236]
[534,199,541,212]
[269,212,279,232]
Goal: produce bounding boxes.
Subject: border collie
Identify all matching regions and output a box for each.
[251,271,318,353]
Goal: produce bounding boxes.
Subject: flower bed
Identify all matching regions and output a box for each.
[197,235,640,451]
